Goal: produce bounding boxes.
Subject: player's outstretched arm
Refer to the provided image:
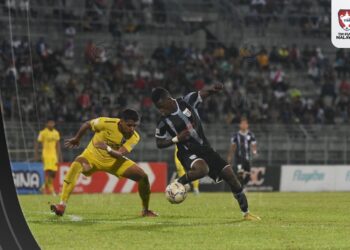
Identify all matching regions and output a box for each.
[156,129,191,149]
[64,121,92,149]
[199,83,224,99]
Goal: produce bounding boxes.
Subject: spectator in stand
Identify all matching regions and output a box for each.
[289,44,302,69]
[278,45,289,67]
[321,81,336,107]
[334,49,347,78]
[256,47,269,70]
[339,78,350,96]
[308,58,321,85]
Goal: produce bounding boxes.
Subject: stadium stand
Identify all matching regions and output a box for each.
[2,0,350,165]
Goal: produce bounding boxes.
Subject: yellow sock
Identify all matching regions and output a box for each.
[47,177,54,194]
[192,179,199,190]
[60,161,83,204]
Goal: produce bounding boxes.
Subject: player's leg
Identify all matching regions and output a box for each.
[60,157,91,204]
[219,165,260,220]
[242,161,252,186]
[42,157,58,195]
[176,158,209,185]
[118,163,158,217]
[46,170,56,195]
[192,179,200,194]
[51,156,92,216]
[175,151,192,192]
[203,147,260,220]
[235,162,245,186]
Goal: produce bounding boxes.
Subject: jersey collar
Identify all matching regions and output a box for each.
[171,99,180,115]
[239,130,249,136]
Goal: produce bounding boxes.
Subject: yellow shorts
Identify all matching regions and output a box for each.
[42,156,58,171]
[79,150,136,178]
[175,153,186,177]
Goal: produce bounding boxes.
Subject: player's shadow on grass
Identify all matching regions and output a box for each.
[98,219,244,233]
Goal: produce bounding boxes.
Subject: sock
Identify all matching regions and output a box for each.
[47,176,55,194]
[60,161,83,204]
[192,179,199,191]
[177,174,190,185]
[234,190,249,213]
[138,176,151,210]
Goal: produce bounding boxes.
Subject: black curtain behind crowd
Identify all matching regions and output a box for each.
[0,110,40,249]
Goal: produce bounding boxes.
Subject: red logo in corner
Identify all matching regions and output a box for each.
[339,10,350,31]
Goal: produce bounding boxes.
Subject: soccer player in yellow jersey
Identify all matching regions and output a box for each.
[50,109,158,217]
[35,119,62,195]
[174,146,200,194]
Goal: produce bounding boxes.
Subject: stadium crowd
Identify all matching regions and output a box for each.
[1,35,349,125]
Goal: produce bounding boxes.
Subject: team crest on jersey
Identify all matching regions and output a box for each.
[339,10,350,31]
[183,108,191,117]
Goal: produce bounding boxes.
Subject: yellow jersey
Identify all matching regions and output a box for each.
[85,117,140,164]
[37,128,60,158]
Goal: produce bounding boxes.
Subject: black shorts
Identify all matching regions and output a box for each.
[176,144,228,182]
[234,159,251,173]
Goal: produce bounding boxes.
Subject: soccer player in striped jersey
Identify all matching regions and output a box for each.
[227,117,258,188]
[152,84,260,221]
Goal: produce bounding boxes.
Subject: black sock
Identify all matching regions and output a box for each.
[234,191,248,213]
[177,174,190,185]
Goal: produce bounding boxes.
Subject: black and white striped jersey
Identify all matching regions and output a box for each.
[231,131,257,162]
[155,92,210,149]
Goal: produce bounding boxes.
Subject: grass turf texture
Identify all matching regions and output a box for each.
[19,192,350,250]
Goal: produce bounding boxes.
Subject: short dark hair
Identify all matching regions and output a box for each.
[240,116,248,123]
[120,109,139,122]
[151,87,170,104]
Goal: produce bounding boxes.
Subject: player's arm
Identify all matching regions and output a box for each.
[251,134,257,156]
[156,129,191,149]
[56,141,63,162]
[227,134,237,165]
[34,141,41,161]
[93,141,129,158]
[199,83,224,100]
[227,143,237,166]
[64,121,92,148]
[34,131,43,161]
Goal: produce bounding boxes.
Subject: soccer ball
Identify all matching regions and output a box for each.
[165,182,187,204]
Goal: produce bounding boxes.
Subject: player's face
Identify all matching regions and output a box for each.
[155,98,175,116]
[120,119,138,135]
[47,120,55,130]
[240,120,248,131]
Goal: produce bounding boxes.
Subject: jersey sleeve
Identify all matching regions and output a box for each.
[37,131,44,142]
[250,132,257,144]
[183,91,203,109]
[155,120,170,139]
[123,132,140,152]
[90,117,108,132]
[56,131,61,141]
[231,133,237,145]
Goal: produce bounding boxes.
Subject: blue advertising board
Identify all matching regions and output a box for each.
[11,162,44,194]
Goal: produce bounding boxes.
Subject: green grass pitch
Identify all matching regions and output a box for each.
[19,192,350,250]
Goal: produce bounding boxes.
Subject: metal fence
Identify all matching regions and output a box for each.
[4,122,350,166]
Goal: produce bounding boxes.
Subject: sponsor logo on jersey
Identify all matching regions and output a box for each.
[183,108,192,117]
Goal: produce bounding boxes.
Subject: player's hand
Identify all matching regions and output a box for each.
[64,137,80,149]
[177,129,191,142]
[93,141,108,150]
